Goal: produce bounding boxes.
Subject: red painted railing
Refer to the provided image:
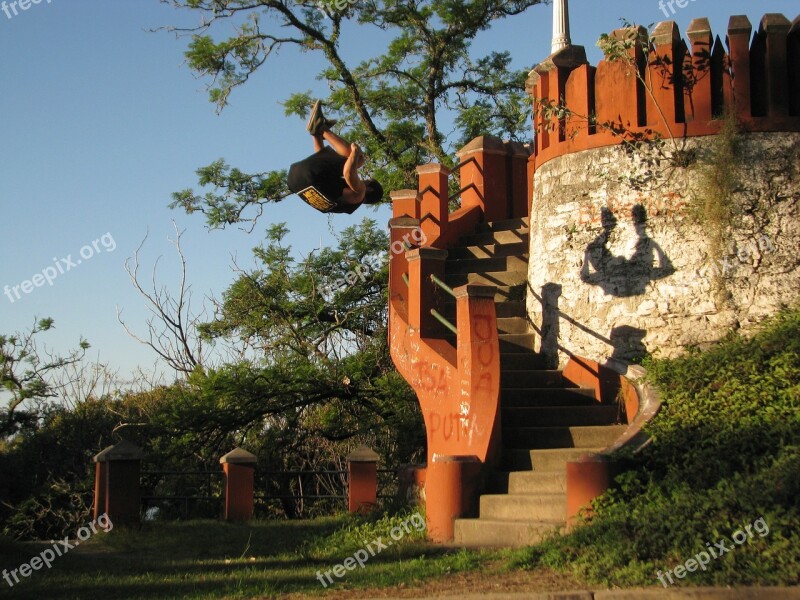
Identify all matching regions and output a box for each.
[388,136,530,541]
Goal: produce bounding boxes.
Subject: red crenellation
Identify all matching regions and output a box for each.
[527,14,800,170]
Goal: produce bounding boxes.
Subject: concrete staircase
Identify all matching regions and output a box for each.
[441,217,627,547]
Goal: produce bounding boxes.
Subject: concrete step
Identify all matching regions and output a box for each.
[499,333,537,353]
[499,352,548,370]
[501,369,569,389]
[502,406,622,427]
[480,493,567,521]
[503,425,628,450]
[441,300,526,319]
[477,218,530,232]
[447,242,529,260]
[491,470,567,494]
[438,285,525,304]
[503,447,605,471]
[446,256,529,275]
[446,270,527,288]
[501,388,594,406]
[459,229,529,247]
[453,517,562,548]
[496,317,531,335]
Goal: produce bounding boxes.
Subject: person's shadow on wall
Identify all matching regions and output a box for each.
[580,204,675,297]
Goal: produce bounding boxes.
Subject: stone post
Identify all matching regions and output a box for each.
[93,439,143,527]
[347,445,379,513]
[220,448,258,522]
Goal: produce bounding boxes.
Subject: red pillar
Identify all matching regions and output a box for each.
[425,455,481,543]
[456,136,509,223]
[727,16,753,119]
[595,27,647,134]
[417,164,450,247]
[790,17,800,117]
[220,448,257,522]
[505,141,533,219]
[760,13,792,118]
[391,189,421,220]
[566,455,611,530]
[93,439,142,527]
[92,462,107,522]
[455,284,501,467]
[648,21,685,132]
[686,18,714,125]
[347,445,379,514]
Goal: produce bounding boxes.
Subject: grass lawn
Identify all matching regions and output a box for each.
[0,514,580,599]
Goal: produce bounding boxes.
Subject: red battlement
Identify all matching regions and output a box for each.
[527,14,800,170]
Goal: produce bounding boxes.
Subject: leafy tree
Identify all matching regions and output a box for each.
[162,0,544,228]
[0,318,89,439]
[174,220,423,458]
[137,220,424,516]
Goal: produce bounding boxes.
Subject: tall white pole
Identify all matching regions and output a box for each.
[551,0,571,54]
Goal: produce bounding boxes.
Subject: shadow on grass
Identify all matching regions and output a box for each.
[0,517,473,599]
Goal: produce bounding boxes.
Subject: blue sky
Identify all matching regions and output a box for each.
[1,0,797,383]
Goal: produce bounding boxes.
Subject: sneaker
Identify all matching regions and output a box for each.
[306,100,323,134]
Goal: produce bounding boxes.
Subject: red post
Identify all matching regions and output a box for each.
[760,14,792,118]
[417,164,450,247]
[92,462,107,522]
[220,448,257,522]
[425,455,481,543]
[529,68,551,153]
[455,284,501,467]
[564,64,596,141]
[727,16,753,119]
[790,17,800,117]
[505,141,533,219]
[391,189,421,220]
[566,455,610,530]
[456,136,509,223]
[648,21,685,131]
[347,445,379,514]
[93,439,142,527]
[686,18,714,124]
[595,27,647,133]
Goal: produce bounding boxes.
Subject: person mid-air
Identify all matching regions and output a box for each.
[287,101,384,214]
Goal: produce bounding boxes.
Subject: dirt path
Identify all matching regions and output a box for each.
[284,562,585,599]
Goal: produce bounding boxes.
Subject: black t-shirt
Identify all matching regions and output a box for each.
[287,147,357,214]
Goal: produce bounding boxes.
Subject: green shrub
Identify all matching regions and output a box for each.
[513,307,800,586]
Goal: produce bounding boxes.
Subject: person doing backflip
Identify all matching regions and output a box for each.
[287,101,384,214]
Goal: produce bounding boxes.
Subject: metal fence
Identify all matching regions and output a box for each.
[140,467,399,520]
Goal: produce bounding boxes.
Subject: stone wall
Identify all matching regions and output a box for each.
[526,132,800,367]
